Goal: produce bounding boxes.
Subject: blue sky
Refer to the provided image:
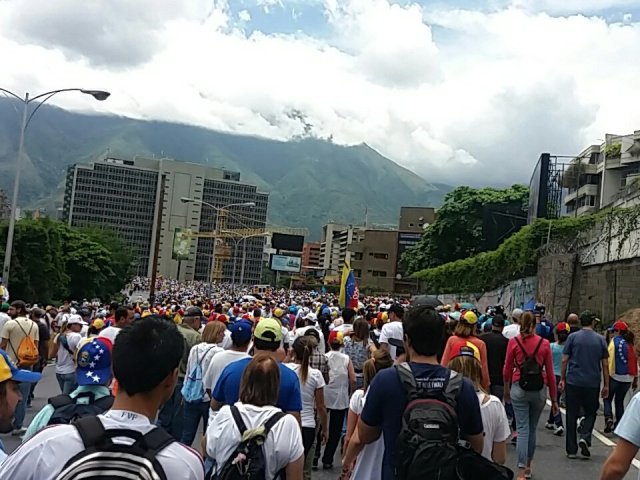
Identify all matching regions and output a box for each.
[2,0,640,185]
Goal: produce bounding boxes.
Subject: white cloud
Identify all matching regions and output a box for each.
[1,0,640,186]
[239,10,252,22]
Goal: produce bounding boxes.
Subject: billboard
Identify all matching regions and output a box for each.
[172,228,192,260]
[527,153,550,224]
[270,254,302,273]
[272,233,304,252]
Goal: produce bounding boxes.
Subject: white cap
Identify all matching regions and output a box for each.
[67,314,86,325]
[511,308,524,320]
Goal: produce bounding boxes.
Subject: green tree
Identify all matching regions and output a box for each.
[403,184,529,273]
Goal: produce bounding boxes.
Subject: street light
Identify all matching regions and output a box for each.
[181,197,256,284]
[0,87,111,287]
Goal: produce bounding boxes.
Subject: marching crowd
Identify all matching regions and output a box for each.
[0,280,638,479]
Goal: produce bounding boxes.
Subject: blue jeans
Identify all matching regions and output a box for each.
[511,384,546,469]
[547,375,564,427]
[181,400,210,445]
[604,378,631,426]
[56,372,77,395]
[565,384,599,454]
[13,381,32,429]
[158,380,184,441]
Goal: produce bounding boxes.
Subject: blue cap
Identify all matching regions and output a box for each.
[229,319,253,345]
[76,337,112,386]
[0,349,41,383]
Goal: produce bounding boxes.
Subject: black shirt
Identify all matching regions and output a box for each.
[481,330,509,386]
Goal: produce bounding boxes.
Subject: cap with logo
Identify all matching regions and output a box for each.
[76,337,113,386]
[230,320,253,345]
[0,349,42,383]
[328,330,344,345]
[449,339,481,362]
[254,318,283,343]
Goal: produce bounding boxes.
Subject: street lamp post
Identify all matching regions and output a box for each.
[180,197,255,284]
[0,87,110,287]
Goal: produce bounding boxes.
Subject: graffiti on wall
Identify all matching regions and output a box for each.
[435,276,537,313]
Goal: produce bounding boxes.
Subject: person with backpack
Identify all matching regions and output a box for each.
[357,305,484,480]
[604,321,637,434]
[503,311,558,480]
[24,336,115,440]
[0,300,40,436]
[51,314,85,395]
[206,354,304,480]
[343,318,374,389]
[181,321,226,446]
[0,315,205,480]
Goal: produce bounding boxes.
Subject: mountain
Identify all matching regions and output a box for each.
[0,100,450,239]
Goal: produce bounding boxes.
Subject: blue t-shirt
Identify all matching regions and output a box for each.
[550,342,564,377]
[360,362,483,480]
[563,328,608,388]
[212,357,302,412]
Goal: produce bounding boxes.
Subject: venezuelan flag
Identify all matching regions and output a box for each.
[339,257,359,309]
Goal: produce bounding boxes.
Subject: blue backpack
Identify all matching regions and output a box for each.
[182,346,216,403]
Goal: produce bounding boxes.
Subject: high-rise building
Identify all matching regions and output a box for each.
[302,242,321,272]
[319,223,366,277]
[349,229,399,291]
[63,156,269,283]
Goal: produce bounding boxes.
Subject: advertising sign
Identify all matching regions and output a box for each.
[172,228,192,260]
[270,254,302,273]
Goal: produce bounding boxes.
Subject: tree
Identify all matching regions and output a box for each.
[402,184,529,273]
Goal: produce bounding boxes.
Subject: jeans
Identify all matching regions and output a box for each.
[322,408,347,465]
[511,384,546,468]
[565,384,599,454]
[13,380,32,429]
[158,380,184,441]
[56,372,77,395]
[604,378,631,427]
[181,400,210,446]
[547,375,564,427]
[302,426,317,480]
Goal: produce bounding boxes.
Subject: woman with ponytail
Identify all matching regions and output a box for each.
[341,349,393,480]
[286,335,328,480]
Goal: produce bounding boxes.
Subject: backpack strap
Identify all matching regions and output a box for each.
[94,395,115,410]
[135,426,175,455]
[263,411,286,436]
[230,405,248,436]
[442,370,463,407]
[73,415,108,448]
[395,362,419,401]
[515,336,543,364]
[48,394,74,409]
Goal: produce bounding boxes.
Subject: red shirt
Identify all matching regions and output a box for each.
[503,333,557,399]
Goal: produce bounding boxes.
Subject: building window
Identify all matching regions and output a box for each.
[353,252,363,260]
[353,269,362,277]
[369,252,389,260]
[372,270,387,277]
[408,223,415,227]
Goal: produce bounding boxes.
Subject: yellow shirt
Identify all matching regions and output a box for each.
[1,317,39,365]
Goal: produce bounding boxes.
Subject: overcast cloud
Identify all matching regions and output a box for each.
[1,0,640,186]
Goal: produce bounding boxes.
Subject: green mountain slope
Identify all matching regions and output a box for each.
[0,101,450,239]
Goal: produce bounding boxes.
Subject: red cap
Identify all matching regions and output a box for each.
[328,330,344,345]
[218,314,228,324]
[612,321,629,332]
[556,322,570,333]
[449,339,481,361]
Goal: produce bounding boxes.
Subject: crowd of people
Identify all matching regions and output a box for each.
[0,279,638,479]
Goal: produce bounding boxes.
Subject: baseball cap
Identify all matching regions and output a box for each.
[449,339,481,362]
[254,318,283,343]
[511,308,523,320]
[328,330,344,345]
[0,349,41,383]
[230,320,253,345]
[273,308,284,318]
[67,314,87,326]
[461,311,478,325]
[611,321,629,332]
[184,306,205,321]
[76,337,113,386]
[555,322,570,333]
[92,319,106,330]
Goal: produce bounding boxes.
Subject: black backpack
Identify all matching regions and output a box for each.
[395,363,514,480]
[515,337,544,391]
[55,415,174,480]
[211,405,286,480]
[47,392,114,426]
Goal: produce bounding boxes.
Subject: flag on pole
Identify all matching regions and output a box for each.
[338,257,359,309]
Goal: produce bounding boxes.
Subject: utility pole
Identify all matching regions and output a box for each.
[148,174,166,304]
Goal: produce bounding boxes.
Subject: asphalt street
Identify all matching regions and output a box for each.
[3,364,639,479]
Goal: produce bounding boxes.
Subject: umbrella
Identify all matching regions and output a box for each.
[460,302,475,310]
[411,295,443,308]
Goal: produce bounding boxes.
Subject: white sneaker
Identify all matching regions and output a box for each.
[554,426,565,436]
[545,422,555,430]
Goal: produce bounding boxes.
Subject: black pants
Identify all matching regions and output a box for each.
[565,384,599,454]
[322,408,347,465]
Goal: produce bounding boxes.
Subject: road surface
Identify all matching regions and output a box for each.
[2,364,637,479]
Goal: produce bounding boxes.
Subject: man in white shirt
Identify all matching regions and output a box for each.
[0,316,205,480]
[502,308,523,339]
[379,304,405,360]
[0,303,11,334]
[204,320,252,398]
[99,305,134,344]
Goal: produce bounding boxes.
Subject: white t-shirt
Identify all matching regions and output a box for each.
[185,343,223,402]
[0,312,11,334]
[325,351,350,410]
[55,332,83,375]
[349,389,384,480]
[0,410,204,480]
[206,403,303,479]
[220,330,233,350]
[379,321,403,360]
[285,363,325,427]
[476,392,511,461]
[502,324,520,340]
[294,326,326,354]
[203,350,250,394]
[99,326,121,344]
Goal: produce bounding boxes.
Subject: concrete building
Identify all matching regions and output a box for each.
[319,223,366,276]
[349,229,399,292]
[397,207,436,276]
[302,242,321,272]
[564,130,640,216]
[62,156,268,283]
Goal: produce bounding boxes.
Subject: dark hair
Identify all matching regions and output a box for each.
[580,311,595,327]
[342,308,356,324]
[109,301,119,311]
[292,336,316,384]
[388,304,405,319]
[304,328,320,343]
[10,300,27,316]
[556,330,569,343]
[253,308,262,318]
[239,354,280,407]
[115,305,133,323]
[492,314,505,329]
[403,306,444,356]
[113,316,184,395]
[352,318,370,345]
[254,338,279,352]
